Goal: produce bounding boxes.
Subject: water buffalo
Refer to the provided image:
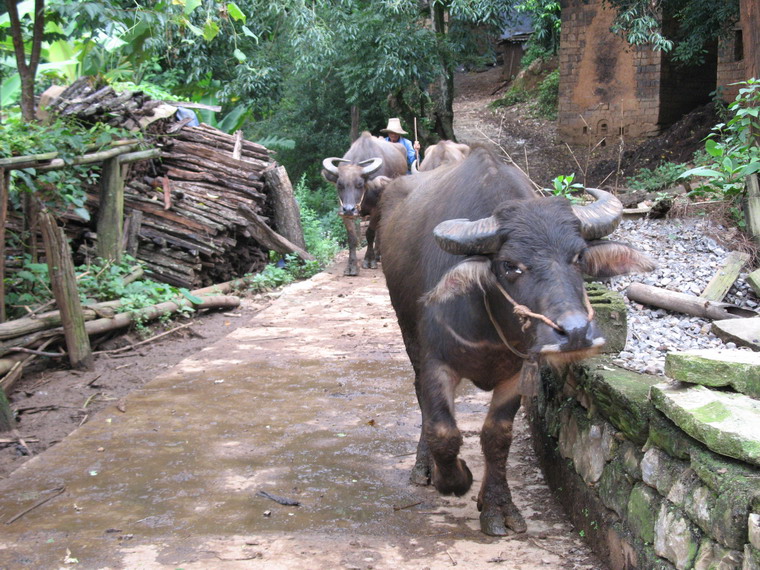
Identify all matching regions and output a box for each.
[322,132,407,276]
[379,147,655,536]
[415,140,470,172]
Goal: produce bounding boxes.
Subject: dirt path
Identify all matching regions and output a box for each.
[0,251,602,569]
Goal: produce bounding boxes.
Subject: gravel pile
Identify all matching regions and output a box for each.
[604,216,757,375]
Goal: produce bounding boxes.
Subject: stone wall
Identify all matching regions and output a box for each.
[718,25,748,103]
[527,352,760,569]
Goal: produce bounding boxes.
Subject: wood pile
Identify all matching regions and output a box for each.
[49,77,282,288]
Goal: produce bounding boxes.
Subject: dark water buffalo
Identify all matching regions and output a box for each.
[322,132,407,276]
[416,140,470,172]
[379,147,655,536]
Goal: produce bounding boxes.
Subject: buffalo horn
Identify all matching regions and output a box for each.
[433,216,502,256]
[322,157,351,176]
[571,187,623,240]
[358,157,383,176]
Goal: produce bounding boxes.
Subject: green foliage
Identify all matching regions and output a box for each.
[4,255,194,321]
[0,116,134,220]
[547,173,584,203]
[490,69,559,120]
[680,79,760,200]
[605,0,739,66]
[533,69,559,119]
[491,86,530,108]
[627,162,688,192]
[517,0,561,55]
[4,261,52,315]
[520,43,554,68]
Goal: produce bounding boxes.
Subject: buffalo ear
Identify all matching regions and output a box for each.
[581,240,656,279]
[321,168,338,183]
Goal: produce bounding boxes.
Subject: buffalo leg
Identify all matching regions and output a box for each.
[411,370,432,485]
[477,375,526,536]
[342,216,359,276]
[420,362,472,496]
[363,223,378,269]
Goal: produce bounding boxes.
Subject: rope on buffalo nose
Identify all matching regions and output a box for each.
[483,279,596,359]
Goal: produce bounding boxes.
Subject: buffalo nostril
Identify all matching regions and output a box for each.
[556,313,593,347]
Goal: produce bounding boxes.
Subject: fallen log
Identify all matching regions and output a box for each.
[237,204,314,262]
[0,300,122,340]
[626,282,758,321]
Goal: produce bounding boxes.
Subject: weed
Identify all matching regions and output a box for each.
[626,162,688,193]
[547,173,584,203]
[681,78,760,201]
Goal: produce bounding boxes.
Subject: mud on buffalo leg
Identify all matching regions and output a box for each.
[477,374,527,536]
[420,362,472,496]
[342,216,360,276]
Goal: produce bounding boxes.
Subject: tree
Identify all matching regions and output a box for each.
[604,0,740,66]
[4,0,45,121]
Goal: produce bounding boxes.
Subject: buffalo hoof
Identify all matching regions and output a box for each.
[362,259,378,270]
[344,266,359,277]
[479,502,527,536]
[432,459,472,497]
[409,462,431,486]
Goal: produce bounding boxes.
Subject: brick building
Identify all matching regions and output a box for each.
[558,0,755,145]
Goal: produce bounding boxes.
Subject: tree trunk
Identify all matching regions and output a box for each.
[430,2,457,141]
[263,164,307,250]
[741,0,759,81]
[350,106,361,142]
[5,0,45,122]
[38,211,93,370]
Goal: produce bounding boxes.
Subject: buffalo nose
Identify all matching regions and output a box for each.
[341,204,357,215]
[556,312,596,349]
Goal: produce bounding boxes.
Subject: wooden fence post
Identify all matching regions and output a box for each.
[746,174,760,247]
[39,211,93,370]
[96,156,125,262]
[0,168,8,323]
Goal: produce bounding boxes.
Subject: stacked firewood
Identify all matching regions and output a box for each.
[117,125,275,287]
[49,77,170,131]
[48,77,282,288]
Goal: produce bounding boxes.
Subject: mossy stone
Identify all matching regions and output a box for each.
[586,282,628,354]
[628,482,661,544]
[577,358,659,445]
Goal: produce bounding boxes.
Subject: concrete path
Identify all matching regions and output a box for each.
[0,254,600,569]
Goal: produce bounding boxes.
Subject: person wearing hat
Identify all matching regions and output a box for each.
[380,118,421,172]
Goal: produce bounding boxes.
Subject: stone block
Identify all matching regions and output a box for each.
[667,468,702,509]
[576,358,659,445]
[750,513,760,550]
[558,403,617,484]
[665,349,760,399]
[744,544,760,570]
[648,411,699,461]
[694,538,743,570]
[599,457,633,518]
[586,283,628,354]
[655,502,702,570]
[641,446,689,497]
[628,482,661,544]
[620,440,644,480]
[650,383,760,467]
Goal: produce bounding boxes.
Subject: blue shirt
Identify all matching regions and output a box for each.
[385,136,416,168]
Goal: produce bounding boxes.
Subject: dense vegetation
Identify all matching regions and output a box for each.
[0,0,749,317]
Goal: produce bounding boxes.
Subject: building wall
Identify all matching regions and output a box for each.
[718,25,747,102]
[558,0,662,145]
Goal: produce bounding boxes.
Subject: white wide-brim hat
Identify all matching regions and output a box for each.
[380,117,408,135]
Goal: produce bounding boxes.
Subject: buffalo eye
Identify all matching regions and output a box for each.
[500,260,523,277]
